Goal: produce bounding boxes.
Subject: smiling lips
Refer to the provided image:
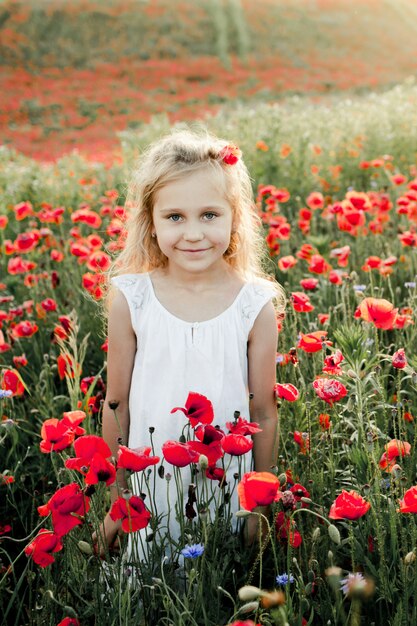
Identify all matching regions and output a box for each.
[178,248,210,253]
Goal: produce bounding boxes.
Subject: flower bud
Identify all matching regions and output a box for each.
[198,454,209,470]
[238,601,259,614]
[235,509,252,518]
[78,540,93,555]
[404,551,416,565]
[238,585,262,601]
[328,524,341,545]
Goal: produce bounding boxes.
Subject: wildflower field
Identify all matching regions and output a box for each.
[3,1,417,625]
[2,80,417,624]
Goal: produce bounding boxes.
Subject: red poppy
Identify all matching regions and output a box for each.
[40,418,75,453]
[392,349,407,369]
[219,144,241,165]
[222,433,253,456]
[298,331,330,353]
[14,201,34,221]
[110,495,151,532]
[162,440,200,467]
[38,483,90,537]
[291,292,314,313]
[322,350,344,375]
[300,278,319,290]
[319,413,331,430]
[188,424,224,465]
[1,474,14,485]
[275,383,299,402]
[398,486,417,513]
[1,368,25,397]
[355,297,398,330]
[318,313,330,325]
[11,320,38,338]
[57,353,80,380]
[117,445,160,472]
[13,354,28,368]
[329,490,370,520]
[57,618,80,626]
[71,208,102,229]
[171,392,214,428]
[308,254,331,275]
[237,471,282,511]
[24,529,63,567]
[86,250,111,272]
[296,243,317,261]
[225,417,262,435]
[205,465,226,484]
[41,298,57,312]
[278,255,297,271]
[313,378,347,405]
[293,431,310,454]
[276,511,302,547]
[61,410,87,436]
[290,483,310,502]
[329,245,351,267]
[65,435,115,485]
[306,192,324,210]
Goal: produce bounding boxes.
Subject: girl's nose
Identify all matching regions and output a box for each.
[183,229,204,242]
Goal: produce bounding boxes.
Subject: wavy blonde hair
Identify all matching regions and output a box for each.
[107,128,285,311]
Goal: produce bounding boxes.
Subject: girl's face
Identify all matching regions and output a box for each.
[152,166,234,276]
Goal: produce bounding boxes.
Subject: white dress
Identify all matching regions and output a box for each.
[111,272,276,559]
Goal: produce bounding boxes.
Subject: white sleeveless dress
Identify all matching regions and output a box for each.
[111,272,276,559]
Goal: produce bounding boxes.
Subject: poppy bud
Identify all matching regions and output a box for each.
[158,465,165,479]
[108,400,119,410]
[404,551,416,564]
[149,426,155,434]
[78,540,93,555]
[238,585,261,601]
[238,601,259,614]
[328,524,341,545]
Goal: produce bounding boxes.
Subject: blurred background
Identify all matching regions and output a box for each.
[1,0,417,164]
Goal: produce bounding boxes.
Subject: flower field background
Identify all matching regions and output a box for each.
[3,1,417,625]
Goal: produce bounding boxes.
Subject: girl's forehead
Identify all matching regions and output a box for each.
[154,166,229,210]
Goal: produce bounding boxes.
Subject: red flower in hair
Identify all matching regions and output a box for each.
[37,483,90,537]
[110,495,151,532]
[219,144,241,165]
[171,392,214,428]
[24,529,63,567]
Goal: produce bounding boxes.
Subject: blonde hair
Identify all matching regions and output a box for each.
[107,128,285,312]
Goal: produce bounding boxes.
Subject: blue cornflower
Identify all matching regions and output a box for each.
[276,573,294,586]
[181,543,205,559]
[353,284,366,292]
[405,282,417,289]
[276,354,284,364]
[0,390,12,399]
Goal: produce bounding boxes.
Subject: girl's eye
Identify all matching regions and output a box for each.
[168,214,182,222]
[203,212,217,220]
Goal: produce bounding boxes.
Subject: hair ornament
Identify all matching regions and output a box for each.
[219,143,242,165]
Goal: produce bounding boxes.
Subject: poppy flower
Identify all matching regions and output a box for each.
[40,418,75,453]
[14,201,34,221]
[61,410,86,436]
[205,465,226,484]
[1,368,25,397]
[171,392,214,428]
[313,378,347,405]
[356,297,398,330]
[57,618,80,626]
[318,313,330,325]
[276,511,302,547]
[222,433,253,456]
[278,255,297,271]
[110,495,151,532]
[189,424,224,465]
[237,471,282,511]
[293,431,310,454]
[300,278,319,290]
[11,320,38,338]
[71,208,102,229]
[275,383,299,402]
[322,350,344,375]
[291,292,314,313]
[392,349,407,369]
[162,440,200,467]
[319,413,331,430]
[306,192,324,210]
[308,254,331,275]
[225,417,262,435]
[398,486,417,513]
[86,251,111,272]
[298,331,331,353]
[41,298,57,312]
[65,435,115,484]
[24,529,63,567]
[219,144,241,165]
[57,353,80,380]
[329,490,370,520]
[117,445,160,472]
[37,483,90,537]
[329,245,351,267]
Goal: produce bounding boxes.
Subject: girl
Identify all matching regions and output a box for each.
[97,129,285,559]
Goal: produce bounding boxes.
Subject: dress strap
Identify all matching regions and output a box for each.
[239,280,277,335]
[110,273,150,333]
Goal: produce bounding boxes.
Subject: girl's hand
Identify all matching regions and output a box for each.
[92,512,124,558]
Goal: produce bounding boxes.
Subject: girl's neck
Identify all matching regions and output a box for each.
[153,262,237,292]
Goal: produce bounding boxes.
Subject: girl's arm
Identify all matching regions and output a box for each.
[245,300,278,545]
[247,300,279,472]
[95,289,136,555]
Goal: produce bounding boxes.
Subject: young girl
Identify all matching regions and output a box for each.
[97,129,285,559]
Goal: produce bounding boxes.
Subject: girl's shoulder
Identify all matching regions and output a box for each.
[110,272,151,313]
